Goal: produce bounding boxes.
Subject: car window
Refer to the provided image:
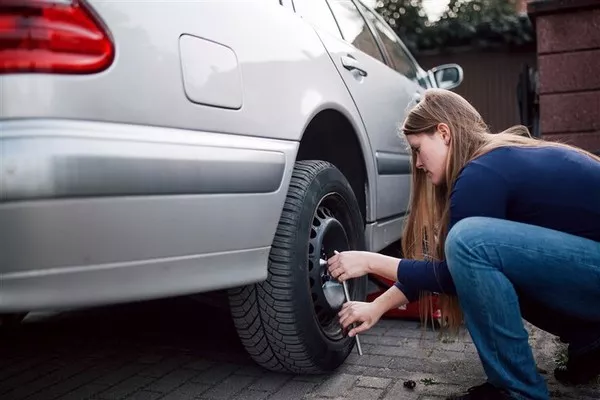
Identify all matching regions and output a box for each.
[293,0,343,39]
[326,0,385,63]
[356,2,418,80]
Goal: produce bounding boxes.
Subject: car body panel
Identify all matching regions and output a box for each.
[315,28,417,221]
[1,1,364,143]
[0,119,298,311]
[289,0,427,245]
[0,0,457,311]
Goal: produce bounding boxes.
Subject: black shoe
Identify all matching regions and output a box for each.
[446,382,513,400]
[554,345,600,385]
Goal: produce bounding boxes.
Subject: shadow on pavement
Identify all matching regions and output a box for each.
[0,294,253,367]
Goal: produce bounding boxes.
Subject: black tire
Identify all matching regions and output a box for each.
[229,160,367,373]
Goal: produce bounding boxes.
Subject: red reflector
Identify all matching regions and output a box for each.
[0,0,114,74]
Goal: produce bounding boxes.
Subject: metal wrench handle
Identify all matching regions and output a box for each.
[341,279,363,355]
[333,250,363,356]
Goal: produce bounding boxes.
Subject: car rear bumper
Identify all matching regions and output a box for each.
[0,119,298,312]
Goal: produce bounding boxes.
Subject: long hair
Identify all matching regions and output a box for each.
[400,88,600,332]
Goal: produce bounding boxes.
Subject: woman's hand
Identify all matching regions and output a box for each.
[327,251,373,282]
[338,301,384,337]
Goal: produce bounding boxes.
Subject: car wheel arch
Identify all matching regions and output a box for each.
[296,108,376,223]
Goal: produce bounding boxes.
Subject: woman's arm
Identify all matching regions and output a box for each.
[397,259,456,295]
[366,253,402,281]
[363,251,457,296]
[338,285,409,337]
[327,251,399,282]
[328,251,456,296]
[373,284,409,313]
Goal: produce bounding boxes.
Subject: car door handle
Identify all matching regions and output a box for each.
[341,55,368,77]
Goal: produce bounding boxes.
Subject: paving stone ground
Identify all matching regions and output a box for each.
[1,296,598,400]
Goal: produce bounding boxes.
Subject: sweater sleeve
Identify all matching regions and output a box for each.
[394,280,419,302]
[396,161,510,296]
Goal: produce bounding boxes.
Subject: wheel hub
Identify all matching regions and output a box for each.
[307,201,350,340]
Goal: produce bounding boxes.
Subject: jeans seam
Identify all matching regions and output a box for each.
[457,248,504,384]
[466,241,600,272]
[453,239,547,400]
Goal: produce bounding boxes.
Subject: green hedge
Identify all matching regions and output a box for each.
[375,0,535,54]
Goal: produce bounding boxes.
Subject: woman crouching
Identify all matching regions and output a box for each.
[327,88,600,400]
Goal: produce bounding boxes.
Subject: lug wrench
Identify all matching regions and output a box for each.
[320,253,363,356]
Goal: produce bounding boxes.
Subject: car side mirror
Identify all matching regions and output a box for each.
[430,64,463,90]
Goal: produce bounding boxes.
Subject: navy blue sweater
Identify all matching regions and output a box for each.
[394,146,600,302]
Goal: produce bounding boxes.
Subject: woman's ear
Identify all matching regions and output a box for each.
[437,123,451,146]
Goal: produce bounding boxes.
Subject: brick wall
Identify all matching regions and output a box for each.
[528,0,600,154]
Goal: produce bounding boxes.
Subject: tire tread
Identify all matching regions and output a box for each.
[229,161,346,373]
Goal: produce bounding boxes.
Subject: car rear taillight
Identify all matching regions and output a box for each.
[0,0,114,74]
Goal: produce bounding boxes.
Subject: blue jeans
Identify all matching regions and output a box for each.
[445,217,600,400]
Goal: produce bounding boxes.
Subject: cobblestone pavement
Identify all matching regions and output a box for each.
[1,296,598,400]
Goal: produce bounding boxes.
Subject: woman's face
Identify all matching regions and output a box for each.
[406,124,451,186]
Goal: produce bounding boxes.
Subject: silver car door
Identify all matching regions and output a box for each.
[317,0,424,222]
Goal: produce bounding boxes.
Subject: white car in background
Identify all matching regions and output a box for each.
[0,0,462,373]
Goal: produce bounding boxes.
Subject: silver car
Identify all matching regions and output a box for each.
[0,0,462,373]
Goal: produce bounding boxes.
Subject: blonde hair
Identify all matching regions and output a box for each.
[400,88,600,332]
